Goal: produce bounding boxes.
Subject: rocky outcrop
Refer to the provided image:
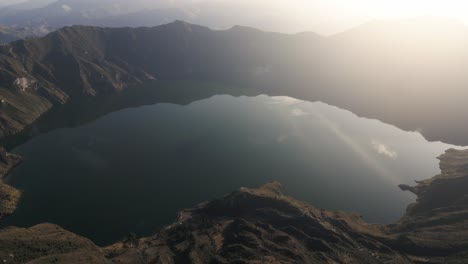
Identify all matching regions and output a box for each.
[387,149,468,262]
[397,149,468,216]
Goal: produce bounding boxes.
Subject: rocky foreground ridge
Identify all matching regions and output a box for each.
[0,149,467,263]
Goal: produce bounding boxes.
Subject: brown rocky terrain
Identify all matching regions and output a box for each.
[0,147,22,220]
[0,224,110,264]
[0,148,467,263]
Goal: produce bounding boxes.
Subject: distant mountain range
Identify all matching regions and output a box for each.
[0,0,150,28]
[0,0,188,42]
[0,0,328,43]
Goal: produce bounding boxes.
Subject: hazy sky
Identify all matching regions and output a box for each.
[176,0,468,34]
[0,0,28,5]
[2,0,468,34]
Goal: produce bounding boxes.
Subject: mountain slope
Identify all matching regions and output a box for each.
[0,21,320,139]
[1,19,468,145]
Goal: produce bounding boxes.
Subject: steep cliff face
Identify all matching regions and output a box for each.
[398,149,468,216]
[388,149,468,262]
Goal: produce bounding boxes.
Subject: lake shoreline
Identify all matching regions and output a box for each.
[0,148,23,220]
[0,149,22,180]
[0,129,467,262]
[2,147,468,263]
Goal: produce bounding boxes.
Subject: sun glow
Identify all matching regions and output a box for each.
[367,0,468,20]
[300,0,468,19]
[270,0,468,34]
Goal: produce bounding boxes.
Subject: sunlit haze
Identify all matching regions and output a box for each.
[2,0,468,34]
[138,0,468,34]
[194,0,468,34]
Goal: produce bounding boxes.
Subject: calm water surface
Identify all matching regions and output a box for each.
[1,94,458,245]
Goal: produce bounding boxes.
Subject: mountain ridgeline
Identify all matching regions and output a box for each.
[1,19,468,145]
